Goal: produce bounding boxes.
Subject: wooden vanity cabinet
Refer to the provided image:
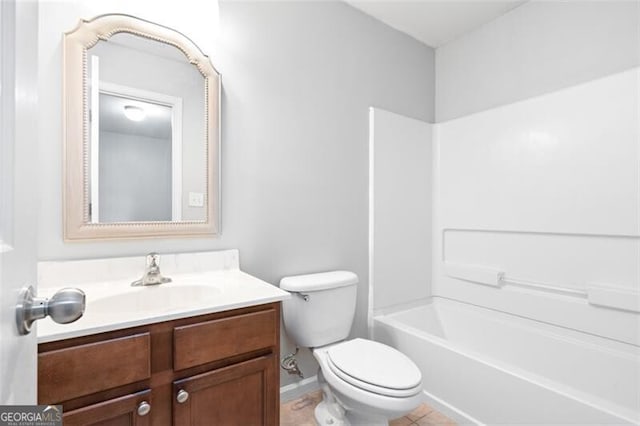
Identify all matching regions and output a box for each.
[38,303,280,426]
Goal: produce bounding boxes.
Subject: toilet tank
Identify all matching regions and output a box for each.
[280,271,358,348]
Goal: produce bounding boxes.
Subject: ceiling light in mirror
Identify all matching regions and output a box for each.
[123,105,146,122]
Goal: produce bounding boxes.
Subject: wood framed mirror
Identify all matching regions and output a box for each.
[63,14,220,240]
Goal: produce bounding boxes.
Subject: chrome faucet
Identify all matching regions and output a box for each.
[131,253,172,286]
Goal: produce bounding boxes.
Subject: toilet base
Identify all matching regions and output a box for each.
[314,400,346,426]
[314,400,389,426]
[313,368,394,426]
[314,369,349,426]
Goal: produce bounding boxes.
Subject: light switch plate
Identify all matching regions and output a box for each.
[188,192,204,207]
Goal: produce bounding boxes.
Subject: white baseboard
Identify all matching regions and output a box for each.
[280,375,319,403]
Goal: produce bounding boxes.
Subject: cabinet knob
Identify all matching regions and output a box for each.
[176,389,189,404]
[137,401,151,416]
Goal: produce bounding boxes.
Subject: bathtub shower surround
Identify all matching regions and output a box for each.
[375,299,639,425]
[370,68,640,424]
[434,68,640,344]
[368,108,433,315]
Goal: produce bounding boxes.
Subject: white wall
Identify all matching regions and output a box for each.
[369,108,432,315]
[434,68,640,345]
[36,0,435,386]
[436,0,640,121]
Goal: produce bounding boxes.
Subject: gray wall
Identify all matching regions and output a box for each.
[436,0,640,122]
[37,1,435,386]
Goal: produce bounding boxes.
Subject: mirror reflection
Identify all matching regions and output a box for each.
[87,32,207,223]
[96,94,174,222]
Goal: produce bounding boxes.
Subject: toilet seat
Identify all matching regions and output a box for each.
[325,338,422,398]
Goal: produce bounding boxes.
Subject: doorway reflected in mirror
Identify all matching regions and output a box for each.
[93,92,175,223]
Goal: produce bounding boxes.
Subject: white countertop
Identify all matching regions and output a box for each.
[37,254,291,343]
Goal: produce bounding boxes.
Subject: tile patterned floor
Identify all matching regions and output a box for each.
[280,390,456,425]
[280,390,323,426]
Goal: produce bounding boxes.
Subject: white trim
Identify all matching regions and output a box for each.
[96,81,183,221]
[216,75,222,234]
[170,97,183,221]
[0,0,15,247]
[89,54,100,223]
[432,124,442,299]
[0,0,4,242]
[279,375,319,403]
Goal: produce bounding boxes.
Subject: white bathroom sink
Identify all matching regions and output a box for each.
[90,282,223,315]
[37,268,290,343]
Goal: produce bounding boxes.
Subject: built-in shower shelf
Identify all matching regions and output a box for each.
[444,262,640,313]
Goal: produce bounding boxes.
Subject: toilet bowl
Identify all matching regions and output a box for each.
[280,271,423,425]
[313,339,423,425]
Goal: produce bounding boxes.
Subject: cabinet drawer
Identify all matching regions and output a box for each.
[174,308,277,370]
[39,333,151,403]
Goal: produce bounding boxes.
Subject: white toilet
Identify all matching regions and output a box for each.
[280,271,423,426]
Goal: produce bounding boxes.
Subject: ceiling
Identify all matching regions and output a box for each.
[345,0,528,48]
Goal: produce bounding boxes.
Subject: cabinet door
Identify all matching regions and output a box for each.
[63,390,152,426]
[173,355,277,426]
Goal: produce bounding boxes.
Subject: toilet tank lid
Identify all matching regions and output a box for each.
[280,271,358,292]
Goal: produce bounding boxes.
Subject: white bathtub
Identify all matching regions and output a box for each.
[373,297,640,425]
